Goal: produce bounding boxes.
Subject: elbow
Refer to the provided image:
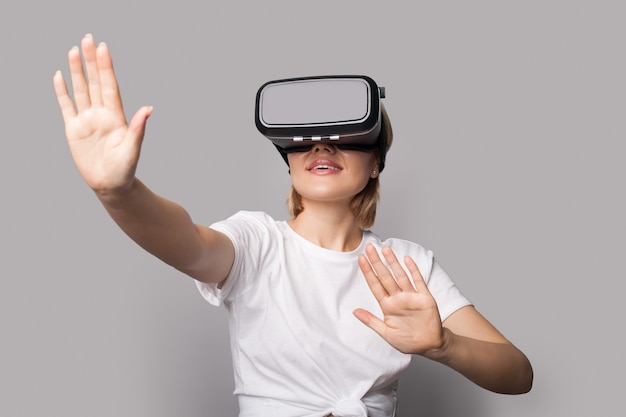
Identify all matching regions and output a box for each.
[517,361,534,394]
[515,351,534,394]
[498,355,534,395]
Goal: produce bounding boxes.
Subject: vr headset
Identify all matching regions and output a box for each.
[255,75,388,172]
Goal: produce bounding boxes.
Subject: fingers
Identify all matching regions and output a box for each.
[403,254,429,293]
[68,44,90,111]
[364,244,401,296]
[360,244,417,299]
[81,34,103,107]
[382,246,418,292]
[53,70,76,122]
[64,34,123,113]
[96,42,124,111]
[358,252,389,300]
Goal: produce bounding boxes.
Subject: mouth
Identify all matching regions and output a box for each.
[307,159,342,172]
[310,164,341,172]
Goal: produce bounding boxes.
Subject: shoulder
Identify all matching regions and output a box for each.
[221,210,279,225]
[209,211,288,255]
[363,231,437,282]
[210,210,282,235]
[364,231,434,261]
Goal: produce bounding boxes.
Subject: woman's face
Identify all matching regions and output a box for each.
[287,143,378,206]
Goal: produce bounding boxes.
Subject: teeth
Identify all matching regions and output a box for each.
[314,165,339,170]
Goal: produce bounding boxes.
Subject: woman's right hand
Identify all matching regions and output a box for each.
[53,33,152,195]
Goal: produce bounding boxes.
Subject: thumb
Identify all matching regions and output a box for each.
[126,105,153,151]
[353,308,386,338]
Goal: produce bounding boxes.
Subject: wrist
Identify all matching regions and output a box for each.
[93,178,140,206]
[421,327,454,362]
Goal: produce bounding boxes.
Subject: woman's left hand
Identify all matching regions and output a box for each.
[353,244,446,355]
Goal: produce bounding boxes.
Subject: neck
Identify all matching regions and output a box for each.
[287,201,363,252]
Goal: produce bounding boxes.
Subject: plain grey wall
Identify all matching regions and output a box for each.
[1,0,624,416]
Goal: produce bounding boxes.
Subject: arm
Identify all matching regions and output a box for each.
[430,306,533,394]
[353,244,533,394]
[53,34,233,284]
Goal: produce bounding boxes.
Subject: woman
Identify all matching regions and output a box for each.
[53,34,533,417]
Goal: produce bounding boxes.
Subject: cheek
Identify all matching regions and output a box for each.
[286,155,305,183]
[344,155,376,190]
[286,155,306,187]
[350,153,376,174]
[286,153,306,168]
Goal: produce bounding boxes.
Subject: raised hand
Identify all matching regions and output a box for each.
[353,244,446,355]
[53,34,152,194]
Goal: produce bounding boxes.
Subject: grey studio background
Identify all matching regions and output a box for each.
[1,1,624,416]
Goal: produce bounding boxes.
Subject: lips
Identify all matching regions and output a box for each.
[307,159,342,172]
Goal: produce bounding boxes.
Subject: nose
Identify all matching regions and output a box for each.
[312,142,337,154]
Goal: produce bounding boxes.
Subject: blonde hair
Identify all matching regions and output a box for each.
[287,104,393,229]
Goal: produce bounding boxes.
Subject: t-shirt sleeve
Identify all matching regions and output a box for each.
[195,211,275,306]
[427,258,472,321]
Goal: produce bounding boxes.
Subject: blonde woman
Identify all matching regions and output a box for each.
[53,34,532,417]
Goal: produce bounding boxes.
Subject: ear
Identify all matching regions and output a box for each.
[369,154,380,178]
[370,164,380,179]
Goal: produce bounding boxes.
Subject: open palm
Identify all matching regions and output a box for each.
[354,244,445,355]
[53,34,152,193]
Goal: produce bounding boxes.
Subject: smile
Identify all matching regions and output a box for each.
[310,165,341,171]
[306,159,343,172]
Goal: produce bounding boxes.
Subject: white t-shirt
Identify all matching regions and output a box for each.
[196,211,471,417]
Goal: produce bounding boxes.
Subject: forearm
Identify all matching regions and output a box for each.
[425,328,533,394]
[95,178,210,275]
